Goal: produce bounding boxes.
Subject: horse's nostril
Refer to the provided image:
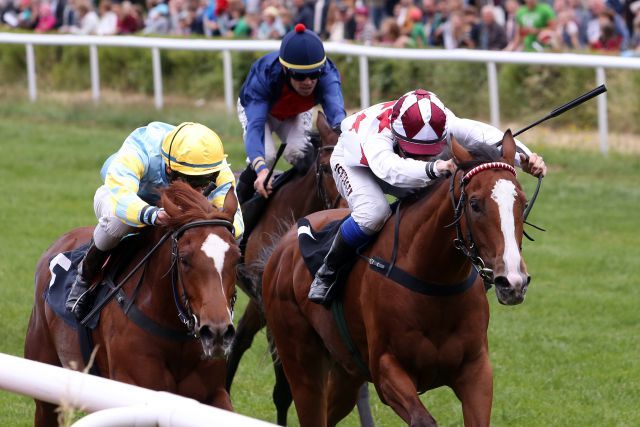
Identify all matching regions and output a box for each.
[526,275,531,285]
[199,325,214,341]
[494,276,510,289]
[223,324,235,342]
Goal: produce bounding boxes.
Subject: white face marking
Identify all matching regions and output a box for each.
[491,179,523,281]
[201,233,230,302]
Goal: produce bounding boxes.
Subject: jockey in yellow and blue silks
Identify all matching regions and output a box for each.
[66,122,244,320]
[236,23,346,203]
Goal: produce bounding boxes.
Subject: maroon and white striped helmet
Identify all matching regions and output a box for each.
[390,89,448,156]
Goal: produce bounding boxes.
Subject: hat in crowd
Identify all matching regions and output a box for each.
[390,89,448,156]
[162,122,226,175]
[279,23,326,74]
[263,6,279,17]
[355,6,369,16]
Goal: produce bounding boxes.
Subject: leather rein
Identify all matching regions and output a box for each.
[315,145,342,210]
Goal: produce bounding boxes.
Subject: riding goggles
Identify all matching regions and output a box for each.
[170,170,219,189]
[288,69,323,81]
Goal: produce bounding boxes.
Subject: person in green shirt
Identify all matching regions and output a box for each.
[512,0,556,51]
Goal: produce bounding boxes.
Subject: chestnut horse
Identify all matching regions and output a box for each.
[262,131,531,426]
[229,112,371,426]
[25,181,240,426]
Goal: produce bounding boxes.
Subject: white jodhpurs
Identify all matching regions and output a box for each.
[237,98,312,168]
[330,142,392,234]
[92,185,138,251]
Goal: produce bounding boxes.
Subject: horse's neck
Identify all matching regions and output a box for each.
[284,167,325,217]
[396,180,470,284]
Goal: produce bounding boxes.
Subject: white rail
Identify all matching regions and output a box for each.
[0,352,275,426]
[2,33,638,153]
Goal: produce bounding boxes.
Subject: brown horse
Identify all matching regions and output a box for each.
[228,111,356,425]
[262,131,531,426]
[25,181,240,426]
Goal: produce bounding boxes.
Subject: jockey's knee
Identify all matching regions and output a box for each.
[93,216,135,251]
[351,206,391,235]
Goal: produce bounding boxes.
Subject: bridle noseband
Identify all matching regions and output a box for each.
[169,219,236,337]
[449,162,517,289]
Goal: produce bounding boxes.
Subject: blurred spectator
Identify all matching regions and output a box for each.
[292,0,313,29]
[476,5,508,49]
[504,0,520,49]
[629,14,640,51]
[223,0,251,37]
[435,10,474,48]
[61,0,99,34]
[35,2,57,32]
[143,0,170,34]
[327,3,351,42]
[96,0,118,35]
[591,9,624,49]
[50,0,67,29]
[376,16,402,46]
[60,0,76,28]
[280,6,293,33]
[118,0,142,34]
[511,0,557,51]
[553,8,582,49]
[256,5,285,39]
[369,0,385,29]
[352,5,376,44]
[587,0,629,49]
[399,6,429,47]
[17,0,37,29]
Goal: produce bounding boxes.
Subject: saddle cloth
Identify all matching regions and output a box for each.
[44,243,104,330]
[297,216,348,276]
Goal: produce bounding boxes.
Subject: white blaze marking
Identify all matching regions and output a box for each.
[491,179,522,279]
[201,234,230,316]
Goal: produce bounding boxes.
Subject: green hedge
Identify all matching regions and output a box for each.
[1,41,637,132]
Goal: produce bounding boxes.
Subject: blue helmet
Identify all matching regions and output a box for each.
[279,24,326,74]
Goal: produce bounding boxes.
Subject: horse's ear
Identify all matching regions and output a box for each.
[501,129,516,167]
[316,111,338,147]
[222,186,238,218]
[451,136,471,164]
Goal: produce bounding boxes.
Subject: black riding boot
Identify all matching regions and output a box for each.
[65,240,108,320]
[308,229,355,304]
[236,165,257,205]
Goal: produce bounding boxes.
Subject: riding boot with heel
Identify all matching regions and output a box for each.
[65,239,108,320]
[308,229,355,304]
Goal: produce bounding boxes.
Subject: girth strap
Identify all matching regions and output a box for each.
[331,299,371,378]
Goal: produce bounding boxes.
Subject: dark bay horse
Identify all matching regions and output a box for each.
[25,181,241,426]
[229,111,366,426]
[262,131,531,426]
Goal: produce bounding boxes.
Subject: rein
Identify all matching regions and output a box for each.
[81,219,235,339]
[315,145,342,209]
[449,162,517,289]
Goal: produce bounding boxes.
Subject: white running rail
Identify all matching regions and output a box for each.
[2,33,639,153]
[0,352,275,426]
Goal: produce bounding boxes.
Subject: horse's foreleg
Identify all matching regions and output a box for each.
[452,354,493,427]
[374,353,437,427]
[326,364,368,427]
[34,400,60,427]
[226,298,265,391]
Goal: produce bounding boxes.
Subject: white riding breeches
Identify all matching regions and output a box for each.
[330,142,392,234]
[237,98,312,168]
[92,185,138,251]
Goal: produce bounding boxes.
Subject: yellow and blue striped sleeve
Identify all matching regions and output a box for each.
[103,147,151,227]
[210,164,244,240]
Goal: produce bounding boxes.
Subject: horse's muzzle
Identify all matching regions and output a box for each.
[199,322,235,360]
[494,274,530,305]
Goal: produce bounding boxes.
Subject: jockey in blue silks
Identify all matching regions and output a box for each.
[236,23,346,203]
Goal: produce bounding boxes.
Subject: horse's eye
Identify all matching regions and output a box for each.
[179,255,190,267]
[469,198,481,212]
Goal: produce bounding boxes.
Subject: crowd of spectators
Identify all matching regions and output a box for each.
[1,0,640,54]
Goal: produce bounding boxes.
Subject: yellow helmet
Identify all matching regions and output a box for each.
[161,122,226,175]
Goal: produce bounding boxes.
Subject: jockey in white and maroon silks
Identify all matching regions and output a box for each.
[236,23,346,203]
[308,89,547,304]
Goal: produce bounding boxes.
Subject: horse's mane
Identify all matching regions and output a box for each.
[159,181,231,228]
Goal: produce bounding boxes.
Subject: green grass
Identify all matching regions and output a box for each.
[0,97,638,426]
